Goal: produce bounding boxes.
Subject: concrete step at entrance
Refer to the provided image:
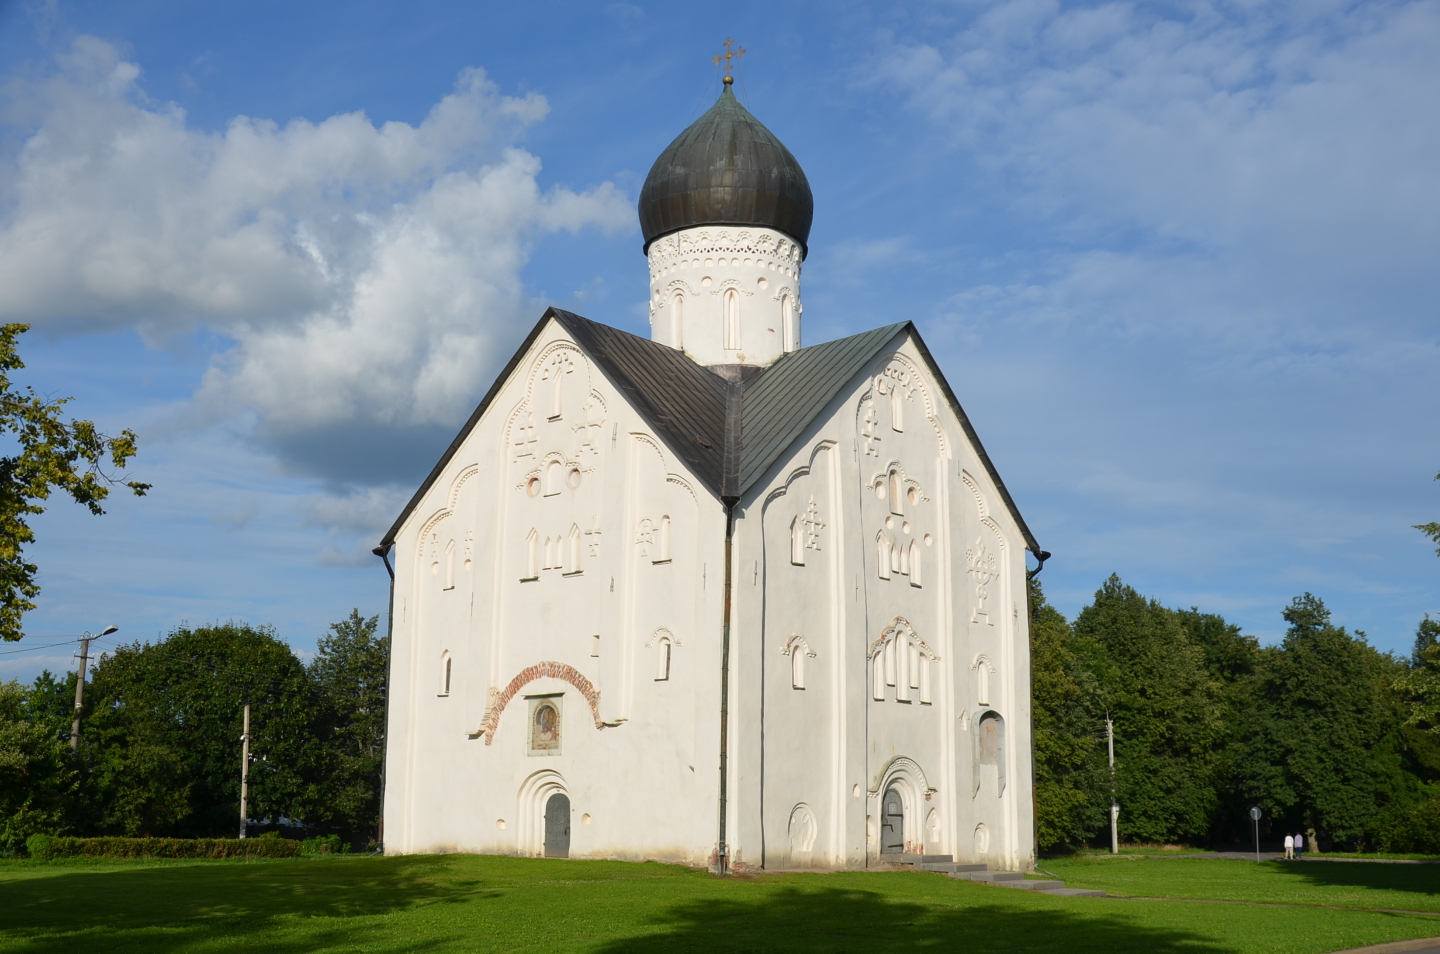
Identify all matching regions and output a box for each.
[1043,887,1108,897]
[960,870,1026,883]
[1000,879,1066,891]
[917,862,987,873]
[894,854,953,865]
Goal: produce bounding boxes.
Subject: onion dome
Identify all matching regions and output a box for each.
[638,79,813,258]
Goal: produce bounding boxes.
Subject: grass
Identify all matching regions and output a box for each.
[1044,855,1440,912]
[0,853,1437,953]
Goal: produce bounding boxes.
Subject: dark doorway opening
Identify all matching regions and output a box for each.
[880,787,904,854]
[544,792,571,858]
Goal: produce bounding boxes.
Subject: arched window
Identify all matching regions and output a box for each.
[890,383,904,432]
[876,532,892,580]
[781,293,797,352]
[975,658,992,706]
[439,651,452,696]
[671,292,684,348]
[723,289,740,350]
[888,469,904,516]
[655,636,672,681]
[523,529,539,580]
[791,515,805,566]
[543,536,555,570]
[444,539,456,591]
[656,515,671,563]
[566,524,582,574]
[890,539,902,577]
[792,645,806,689]
[908,540,922,588]
[544,460,563,496]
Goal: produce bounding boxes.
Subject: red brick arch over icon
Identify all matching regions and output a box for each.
[479,661,603,745]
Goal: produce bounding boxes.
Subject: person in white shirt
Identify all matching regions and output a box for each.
[1284,833,1295,860]
[1295,832,1304,859]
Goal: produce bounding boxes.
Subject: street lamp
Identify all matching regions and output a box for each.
[70,625,118,752]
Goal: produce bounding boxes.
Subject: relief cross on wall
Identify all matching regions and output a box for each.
[802,496,825,551]
[966,539,999,626]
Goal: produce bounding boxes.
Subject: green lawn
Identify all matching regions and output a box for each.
[1,853,1438,954]
[1045,855,1440,912]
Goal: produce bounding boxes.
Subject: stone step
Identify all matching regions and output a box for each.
[999,879,1066,891]
[1042,887,1108,897]
[917,862,988,873]
[893,854,954,865]
[958,870,1026,883]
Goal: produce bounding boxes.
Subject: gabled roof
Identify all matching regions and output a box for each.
[379,308,1040,554]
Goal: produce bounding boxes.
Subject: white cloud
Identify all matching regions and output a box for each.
[0,37,633,481]
[872,0,1440,347]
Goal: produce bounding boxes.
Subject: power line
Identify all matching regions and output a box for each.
[0,635,104,657]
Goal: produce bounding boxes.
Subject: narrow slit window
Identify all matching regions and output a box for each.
[567,524,582,574]
[656,638,672,681]
[523,530,539,580]
[672,293,684,348]
[439,652,452,696]
[791,515,805,566]
[889,469,904,516]
[656,516,671,563]
[781,294,797,352]
[791,643,806,690]
[909,540,922,587]
[444,540,456,590]
[877,533,891,580]
[723,289,740,350]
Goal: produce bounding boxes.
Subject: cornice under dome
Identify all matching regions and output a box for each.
[638,85,813,258]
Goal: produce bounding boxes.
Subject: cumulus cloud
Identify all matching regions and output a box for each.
[872,0,1440,349]
[0,37,633,482]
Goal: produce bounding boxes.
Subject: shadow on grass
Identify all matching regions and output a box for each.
[591,885,1235,954]
[1278,859,1440,901]
[0,856,477,954]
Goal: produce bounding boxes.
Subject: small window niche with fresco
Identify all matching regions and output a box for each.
[527,694,562,757]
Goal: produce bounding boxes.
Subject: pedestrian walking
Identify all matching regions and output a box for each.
[1284,833,1295,859]
[1295,832,1304,859]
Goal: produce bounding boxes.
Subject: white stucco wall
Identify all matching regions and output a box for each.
[383,318,728,865]
[383,320,1035,872]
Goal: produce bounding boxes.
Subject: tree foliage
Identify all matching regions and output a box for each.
[1029,579,1107,850]
[0,680,77,852]
[307,609,387,839]
[1071,575,1224,843]
[0,323,148,642]
[83,622,326,837]
[1415,470,1440,556]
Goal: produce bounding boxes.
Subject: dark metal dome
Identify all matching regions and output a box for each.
[638,84,813,258]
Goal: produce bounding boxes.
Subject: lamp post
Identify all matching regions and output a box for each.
[1106,714,1118,854]
[1250,807,1262,863]
[70,624,118,752]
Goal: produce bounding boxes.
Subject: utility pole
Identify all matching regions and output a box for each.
[70,625,117,752]
[239,704,251,839]
[1106,714,1118,855]
[70,636,91,753]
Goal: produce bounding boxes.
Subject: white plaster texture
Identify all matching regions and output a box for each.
[647,226,802,367]
[383,313,1037,872]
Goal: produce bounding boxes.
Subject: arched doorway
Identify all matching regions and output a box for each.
[544,792,570,858]
[880,787,905,854]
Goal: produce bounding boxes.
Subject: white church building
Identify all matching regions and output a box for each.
[376,77,1045,873]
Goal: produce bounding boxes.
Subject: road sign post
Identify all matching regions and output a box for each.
[1249,807,1262,862]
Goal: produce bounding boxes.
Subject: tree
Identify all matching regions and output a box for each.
[308,609,388,841]
[83,622,327,836]
[1029,580,1107,850]
[1416,470,1440,556]
[0,681,76,852]
[1230,594,1408,846]
[0,324,149,642]
[1072,575,1224,844]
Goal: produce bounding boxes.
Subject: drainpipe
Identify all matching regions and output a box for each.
[716,498,738,875]
[373,543,396,854]
[1024,549,1050,868]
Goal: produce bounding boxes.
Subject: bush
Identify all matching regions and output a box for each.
[301,834,347,855]
[23,836,301,860]
[1370,798,1440,854]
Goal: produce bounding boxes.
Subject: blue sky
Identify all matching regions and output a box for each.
[0,0,1436,679]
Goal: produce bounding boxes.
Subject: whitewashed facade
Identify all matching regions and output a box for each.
[378,85,1042,873]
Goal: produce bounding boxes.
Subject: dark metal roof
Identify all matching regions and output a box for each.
[638,85,813,257]
[738,323,908,493]
[380,309,1040,556]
